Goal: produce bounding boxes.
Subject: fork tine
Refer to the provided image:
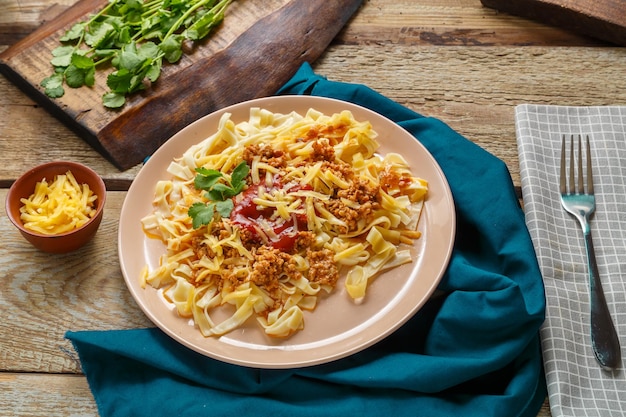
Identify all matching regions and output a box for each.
[569,135,575,194]
[577,135,584,194]
[586,135,594,195]
[560,135,566,194]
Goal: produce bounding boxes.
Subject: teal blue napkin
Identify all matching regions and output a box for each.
[67,63,546,417]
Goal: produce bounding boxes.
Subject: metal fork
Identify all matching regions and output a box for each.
[560,134,621,370]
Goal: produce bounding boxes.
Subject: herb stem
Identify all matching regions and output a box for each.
[163,0,232,40]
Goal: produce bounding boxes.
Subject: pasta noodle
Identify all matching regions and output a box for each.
[140,107,428,338]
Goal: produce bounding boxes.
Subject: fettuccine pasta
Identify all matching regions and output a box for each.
[140,107,428,338]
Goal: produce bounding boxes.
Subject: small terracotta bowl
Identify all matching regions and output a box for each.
[6,161,106,253]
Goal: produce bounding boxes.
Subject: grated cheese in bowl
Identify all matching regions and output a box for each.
[19,170,98,235]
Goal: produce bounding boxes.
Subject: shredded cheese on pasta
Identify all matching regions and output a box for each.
[19,170,98,235]
[141,108,428,338]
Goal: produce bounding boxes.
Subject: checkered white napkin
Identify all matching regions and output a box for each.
[515,105,626,417]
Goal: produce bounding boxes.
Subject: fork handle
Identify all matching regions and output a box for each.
[585,231,622,370]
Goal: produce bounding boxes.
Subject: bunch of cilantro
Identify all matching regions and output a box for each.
[41,0,234,108]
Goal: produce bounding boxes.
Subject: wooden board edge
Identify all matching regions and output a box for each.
[480,0,626,45]
[1,0,364,171]
[0,0,108,61]
[0,61,118,165]
[95,0,364,170]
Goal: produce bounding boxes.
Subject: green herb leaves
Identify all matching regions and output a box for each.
[42,0,234,108]
[188,161,249,229]
[188,199,234,229]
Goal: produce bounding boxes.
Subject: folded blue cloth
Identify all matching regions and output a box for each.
[67,62,546,417]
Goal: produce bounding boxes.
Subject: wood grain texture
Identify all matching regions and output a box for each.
[1,0,621,187]
[0,0,78,44]
[0,190,152,374]
[3,44,624,189]
[338,0,605,46]
[2,1,625,416]
[0,373,98,416]
[0,0,363,169]
[480,0,626,46]
[313,44,626,189]
[0,74,140,188]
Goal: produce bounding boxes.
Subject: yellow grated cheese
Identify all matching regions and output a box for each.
[19,170,98,235]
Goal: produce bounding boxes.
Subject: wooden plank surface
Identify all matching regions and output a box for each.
[0,188,554,417]
[0,373,98,416]
[0,190,150,374]
[480,0,626,46]
[0,0,362,169]
[3,0,626,416]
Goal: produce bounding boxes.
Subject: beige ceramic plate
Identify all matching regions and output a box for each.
[119,95,455,369]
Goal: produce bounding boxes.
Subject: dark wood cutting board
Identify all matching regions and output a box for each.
[0,0,363,170]
[480,0,626,46]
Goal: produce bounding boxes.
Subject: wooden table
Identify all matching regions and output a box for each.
[1,0,624,415]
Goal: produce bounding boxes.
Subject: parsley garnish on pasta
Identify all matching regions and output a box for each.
[188,161,250,228]
[140,107,428,338]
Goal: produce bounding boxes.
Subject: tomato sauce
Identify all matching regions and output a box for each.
[230,179,310,252]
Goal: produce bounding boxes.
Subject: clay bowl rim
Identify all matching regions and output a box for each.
[5,160,107,241]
